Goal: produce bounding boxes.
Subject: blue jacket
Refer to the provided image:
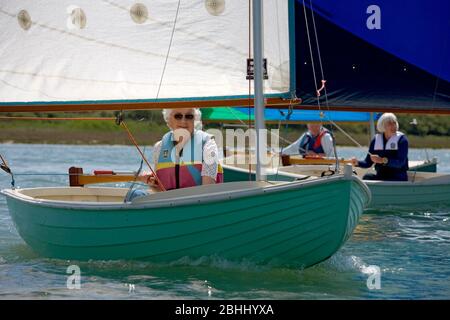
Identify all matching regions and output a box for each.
[358,132,409,181]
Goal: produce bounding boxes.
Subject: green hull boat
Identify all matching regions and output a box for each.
[0,0,371,269]
[222,164,450,210]
[2,173,370,268]
[408,158,438,173]
[364,172,450,208]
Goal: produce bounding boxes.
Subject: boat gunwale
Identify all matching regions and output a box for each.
[275,164,450,186]
[362,173,450,186]
[1,174,370,210]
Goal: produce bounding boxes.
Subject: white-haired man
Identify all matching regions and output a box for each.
[351,113,409,181]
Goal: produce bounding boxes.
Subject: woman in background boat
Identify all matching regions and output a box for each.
[282,123,334,157]
[351,113,409,181]
[140,108,223,193]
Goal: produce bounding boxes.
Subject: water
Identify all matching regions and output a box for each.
[0,144,449,299]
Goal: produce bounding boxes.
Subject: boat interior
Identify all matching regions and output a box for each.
[278,165,450,184]
[7,181,288,204]
[222,154,450,185]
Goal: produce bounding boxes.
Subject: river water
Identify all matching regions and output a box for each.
[0,144,449,299]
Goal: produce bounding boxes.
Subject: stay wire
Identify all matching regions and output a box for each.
[123,0,181,194]
[0,154,15,189]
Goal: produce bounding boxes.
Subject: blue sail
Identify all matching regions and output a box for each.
[295,0,450,112]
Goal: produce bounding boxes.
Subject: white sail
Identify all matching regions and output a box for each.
[0,0,291,105]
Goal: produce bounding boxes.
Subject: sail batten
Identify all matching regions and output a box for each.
[0,0,292,109]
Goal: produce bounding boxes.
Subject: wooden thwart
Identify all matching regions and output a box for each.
[69,167,136,187]
[281,155,352,166]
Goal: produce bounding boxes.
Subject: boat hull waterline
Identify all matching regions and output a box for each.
[2,176,370,268]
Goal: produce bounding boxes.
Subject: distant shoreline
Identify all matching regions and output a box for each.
[2,112,449,148]
[1,127,450,149]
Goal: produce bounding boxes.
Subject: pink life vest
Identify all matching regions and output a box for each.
[155,130,223,190]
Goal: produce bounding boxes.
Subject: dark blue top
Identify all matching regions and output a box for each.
[358,134,409,181]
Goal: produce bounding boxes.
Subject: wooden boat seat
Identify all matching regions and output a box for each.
[15,187,129,202]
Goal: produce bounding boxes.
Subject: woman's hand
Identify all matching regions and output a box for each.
[370,154,384,164]
[351,157,359,166]
[201,176,216,185]
[139,172,159,187]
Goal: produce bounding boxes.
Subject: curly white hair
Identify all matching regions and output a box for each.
[162,108,202,130]
[377,113,399,133]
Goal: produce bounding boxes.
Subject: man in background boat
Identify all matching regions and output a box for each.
[351,113,409,181]
[281,123,334,157]
[140,108,223,192]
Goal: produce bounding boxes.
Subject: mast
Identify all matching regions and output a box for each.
[253,0,266,181]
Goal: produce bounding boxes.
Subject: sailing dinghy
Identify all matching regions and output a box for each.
[0,0,370,267]
[221,159,450,210]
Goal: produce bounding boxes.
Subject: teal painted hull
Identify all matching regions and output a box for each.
[222,165,450,210]
[409,163,437,173]
[3,178,369,268]
[223,166,297,183]
[366,181,450,208]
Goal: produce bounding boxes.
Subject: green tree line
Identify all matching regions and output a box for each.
[2,111,449,136]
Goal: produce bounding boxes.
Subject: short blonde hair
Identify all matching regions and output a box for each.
[377,113,399,133]
[162,108,202,130]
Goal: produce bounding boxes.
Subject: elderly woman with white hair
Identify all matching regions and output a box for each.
[141,108,223,191]
[351,113,409,181]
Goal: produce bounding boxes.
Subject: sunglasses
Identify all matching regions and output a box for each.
[173,113,194,120]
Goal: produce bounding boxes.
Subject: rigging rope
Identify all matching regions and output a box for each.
[303,0,342,172]
[302,0,321,112]
[122,0,180,193]
[309,0,330,108]
[306,0,370,154]
[124,153,145,203]
[119,120,166,191]
[0,154,15,188]
[155,0,181,100]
